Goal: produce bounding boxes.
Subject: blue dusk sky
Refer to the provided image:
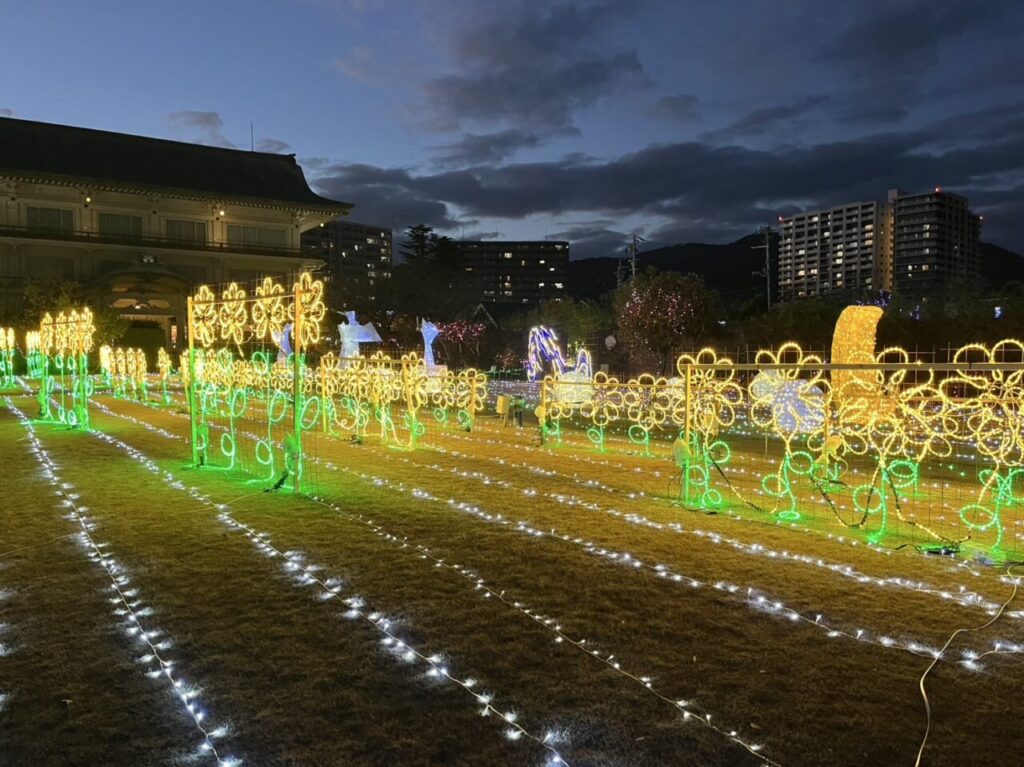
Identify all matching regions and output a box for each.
[1,0,1022,258]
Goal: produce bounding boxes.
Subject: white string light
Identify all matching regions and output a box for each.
[218,513,572,767]
[305,493,777,764]
[5,398,241,766]
[66,404,574,766]
[86,398,780,761]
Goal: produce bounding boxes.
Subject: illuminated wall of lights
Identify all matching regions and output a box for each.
[530,308,1024,559]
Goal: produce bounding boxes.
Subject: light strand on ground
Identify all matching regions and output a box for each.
[6,398,241,766]
[305,493,777,764]
[87,397,780,760]
[69,408,573,766]
[218,513,571,766]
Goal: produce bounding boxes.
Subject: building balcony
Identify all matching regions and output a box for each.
[0,224,314,260]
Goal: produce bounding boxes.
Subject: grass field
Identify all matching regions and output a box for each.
[2,390,1024,766]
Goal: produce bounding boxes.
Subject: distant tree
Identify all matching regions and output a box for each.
[731,298,844,351]
[614,269,714,372]
[507,298,610,351]
[22,274,128,345]
[400,224,435,263]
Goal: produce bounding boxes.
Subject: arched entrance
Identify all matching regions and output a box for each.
[90,267,194,351]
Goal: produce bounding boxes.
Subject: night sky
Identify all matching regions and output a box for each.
[2,0,1022,258]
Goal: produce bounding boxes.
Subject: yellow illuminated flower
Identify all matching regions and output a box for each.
[192,285,218,348]
[219,282,248,347]
[252,277,286,341]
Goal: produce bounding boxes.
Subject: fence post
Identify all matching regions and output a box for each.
[292,282,303,494]
[186,296,199,467]
[684,362,692,449]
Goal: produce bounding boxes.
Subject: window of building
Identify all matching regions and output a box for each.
[166,219,207,243]
[227,225,287,248]
[27,206,74,232]
[99,213,142,238]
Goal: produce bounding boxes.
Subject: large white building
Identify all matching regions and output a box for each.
[0,117,350,347]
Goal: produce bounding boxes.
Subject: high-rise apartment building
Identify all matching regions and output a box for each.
[778,202,888,301]
[778,187,979,301]
[889,188,981,296]
[302,220,392,307]
[454,240,569,307]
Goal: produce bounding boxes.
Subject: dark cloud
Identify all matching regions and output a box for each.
[819,2,1022,125]
[649,94,700,123]
[461,230,505,240]
[432,129,543,168]
[167,111,235,148]
[705,95,828,141]
[312,115,1024,254]
[255,137,292,154]
[821,0,1018,77]
[421,1,647,134]
[312,163,458,231]
[0,109,14,117]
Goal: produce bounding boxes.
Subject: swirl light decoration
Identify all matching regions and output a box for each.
[579,372,623,452]
[832,346,950,544]
[674,349,743,510]
[942,340,1024,553]
[0,327,15,388]
[749,344,831,521]
[619,373,672,455]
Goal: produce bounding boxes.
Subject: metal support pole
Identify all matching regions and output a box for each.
[292,283,304,495]
[186,296,199,467]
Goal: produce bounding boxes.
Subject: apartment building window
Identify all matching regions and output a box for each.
[99,213,143,238]
[227,225,287,248]
[166,219,207,243]
[27,206,74,232]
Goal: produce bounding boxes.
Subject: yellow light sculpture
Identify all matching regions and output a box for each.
[39,313,54,355]
[830,305,885,421]
[290,272,326,347]
[158,348,172,381]
[252,277,286,341]
[192,285,218,348]
[99,345,113,376]
[219,282,248,347]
